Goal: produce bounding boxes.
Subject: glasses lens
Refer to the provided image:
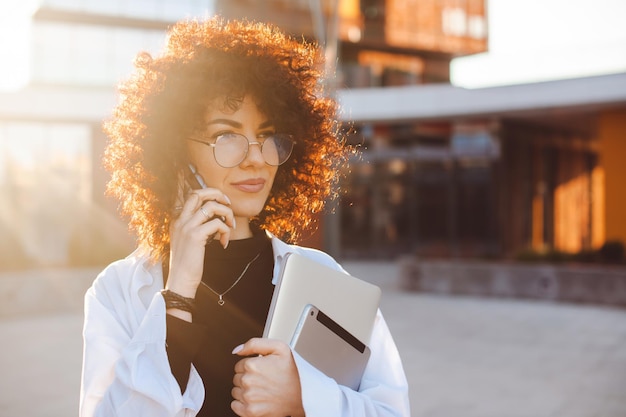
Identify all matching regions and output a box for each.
[262,134,294,166]
[213,134,248,167]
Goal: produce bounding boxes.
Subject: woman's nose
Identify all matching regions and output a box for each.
[241,141,265,166]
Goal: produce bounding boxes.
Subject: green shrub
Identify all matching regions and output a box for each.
[599,240,625,263]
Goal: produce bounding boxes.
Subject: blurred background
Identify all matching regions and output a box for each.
[1,0,625,416]
[1,0,626,268]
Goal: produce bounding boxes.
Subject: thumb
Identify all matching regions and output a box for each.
[232,337,288,357]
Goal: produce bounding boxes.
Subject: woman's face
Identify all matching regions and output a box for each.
[187,96,278,223]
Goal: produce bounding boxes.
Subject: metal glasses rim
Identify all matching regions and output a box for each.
[186,134,295,167]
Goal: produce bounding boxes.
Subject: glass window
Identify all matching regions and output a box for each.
[122,0,160,19]
[112,28,143,82]
[31,22,166,87]
[0,122,92,266]
[32,23,73,84]
[164,0,215,20]
[41,0,216,20]
[84,0,123,15]
[73,24,111,85]
[143,29,168,55]
[189,0,215,17]
[42,0,85,11]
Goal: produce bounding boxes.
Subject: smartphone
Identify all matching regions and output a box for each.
[185,163,207,191]
[290,304,370,390]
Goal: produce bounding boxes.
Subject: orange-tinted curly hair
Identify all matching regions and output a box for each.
[103,17,347,261]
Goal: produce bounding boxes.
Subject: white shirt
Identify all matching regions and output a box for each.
[80,234,411,417]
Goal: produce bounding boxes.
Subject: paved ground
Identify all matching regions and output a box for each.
[1,262,626,416]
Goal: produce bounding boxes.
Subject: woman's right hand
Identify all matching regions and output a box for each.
[166,188,235,301]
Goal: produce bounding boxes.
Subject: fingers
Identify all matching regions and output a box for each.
[230,338,304,417]
[232,338,290,359]
[231,388,264,417]
[232,338,290,380]
[200,217,232,248]
[231,398,252,417]
[233,337,284,356]
[178,191,200,218]
[179,188,231,218]
[195,187,232,207]
[194,199,235,229]
[195,198,234,249]
[172,188,235,248]
[231,386,243,402]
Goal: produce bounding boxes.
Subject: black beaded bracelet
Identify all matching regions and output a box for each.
[160,289,196,313]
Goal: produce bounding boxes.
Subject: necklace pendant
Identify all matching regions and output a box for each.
[201,252,261,308]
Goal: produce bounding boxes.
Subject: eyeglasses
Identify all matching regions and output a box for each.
[188,133,295,168]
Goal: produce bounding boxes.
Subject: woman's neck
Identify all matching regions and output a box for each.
[230,217,253,240]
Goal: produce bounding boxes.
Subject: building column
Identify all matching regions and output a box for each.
[598,110,626,245]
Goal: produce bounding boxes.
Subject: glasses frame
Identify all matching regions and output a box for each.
[187,133,295,168]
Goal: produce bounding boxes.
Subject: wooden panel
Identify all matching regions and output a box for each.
[385,0,488,55]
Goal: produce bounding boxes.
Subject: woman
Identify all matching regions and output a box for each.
[80,17,410,417]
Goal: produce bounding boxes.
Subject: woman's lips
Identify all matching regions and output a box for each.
[231,178,266,193]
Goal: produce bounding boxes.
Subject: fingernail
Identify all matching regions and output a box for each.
[223,240,229,250]
[224,195,231,205]
[232,344,244,354]
[233,218,237,229]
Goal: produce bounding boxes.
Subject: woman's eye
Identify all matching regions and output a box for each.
[212,132,237,141]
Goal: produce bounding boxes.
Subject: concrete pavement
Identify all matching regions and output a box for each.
[0,313,83,417]
[1,261,626,416]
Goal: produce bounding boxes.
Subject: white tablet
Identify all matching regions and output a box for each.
[290,304,370,390]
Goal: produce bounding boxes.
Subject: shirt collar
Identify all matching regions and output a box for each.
[265,230,296,284]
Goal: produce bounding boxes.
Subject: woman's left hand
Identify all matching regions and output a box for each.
[231,338,305,417]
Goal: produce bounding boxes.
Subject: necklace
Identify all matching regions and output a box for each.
[200,252,261,306]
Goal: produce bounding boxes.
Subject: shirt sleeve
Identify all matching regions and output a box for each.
[293,309,410,417]
[80,269,205,417]
[166,315,209,393]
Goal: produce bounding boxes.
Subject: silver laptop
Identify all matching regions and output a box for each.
[263,252,381,346]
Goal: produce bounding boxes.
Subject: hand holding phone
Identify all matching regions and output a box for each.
[166,164,235,300]
[184,164,228,224]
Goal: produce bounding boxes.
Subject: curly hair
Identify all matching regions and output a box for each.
[103,17,348,261]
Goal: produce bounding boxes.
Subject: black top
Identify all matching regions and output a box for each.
[165,231,275,416]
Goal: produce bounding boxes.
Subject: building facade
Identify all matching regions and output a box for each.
[1,0,625,269]
[336,75,626,260]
